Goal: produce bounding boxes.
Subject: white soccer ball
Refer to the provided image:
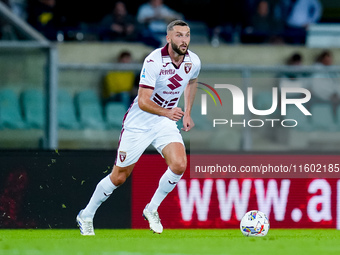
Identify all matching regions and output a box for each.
[240,210,270,237]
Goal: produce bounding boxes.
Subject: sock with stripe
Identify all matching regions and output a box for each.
[81,174,117,219]
[147,167,183,212]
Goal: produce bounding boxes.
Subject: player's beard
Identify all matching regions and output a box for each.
[171,40,189,55]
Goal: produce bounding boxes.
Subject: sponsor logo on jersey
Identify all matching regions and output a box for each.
[119,151,127,162]
[163,91,180,95]
[160,69,176,75]
[167,74,183,90]
[184,63,192,74]
[141,68,146,78]
[163,63,170,67]
[147,59,154,63]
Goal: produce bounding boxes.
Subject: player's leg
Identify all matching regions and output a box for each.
[77,128,151,235]
[143,121,187,234]
[77,164,134,235]
[147,142,186,212]
[80,164,135,219]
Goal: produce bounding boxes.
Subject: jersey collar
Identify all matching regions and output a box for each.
[161,44,191,67]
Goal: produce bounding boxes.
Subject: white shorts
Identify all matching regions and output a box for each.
[115,118,184,167]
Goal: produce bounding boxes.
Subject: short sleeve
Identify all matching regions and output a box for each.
[139,57,159,89]
[191,57,201,80]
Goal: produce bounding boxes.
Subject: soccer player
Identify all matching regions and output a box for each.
[76,20,201,235]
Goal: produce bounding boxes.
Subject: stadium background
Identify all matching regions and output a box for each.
[1,0,340,232]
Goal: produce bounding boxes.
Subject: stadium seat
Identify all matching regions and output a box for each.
[0,89,26,129]
[310,103,336,131]
[286,104,312,131]
[105,102,126,129]
[21,89,45,129]
[58,89,79,129]
[75,90,106,130]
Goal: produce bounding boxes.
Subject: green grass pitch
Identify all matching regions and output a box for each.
[0,229,340,255]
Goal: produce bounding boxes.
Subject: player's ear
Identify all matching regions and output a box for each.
[166,34,170,43]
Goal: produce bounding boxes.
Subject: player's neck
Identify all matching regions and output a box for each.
[169,50,184,67]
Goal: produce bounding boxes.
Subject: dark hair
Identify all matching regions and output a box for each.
[287,52,302,65]
[316,50,332,63]
[167,20,189,32]
[118,50,131,60]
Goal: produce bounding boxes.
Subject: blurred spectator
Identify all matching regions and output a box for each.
[0,0,27,19]
[247,1,273,43]
[268,0,291,39]
[136,0,183,47]
[27,0,81,41]
[315,50,333,67]
[0,0,18,40]
[310,50,340,112]
[102,50,138,108]
[26,0,60,40]
[242,0,284,43]
[285,0,322,44]
[1,0,29,40]
[117,50,132,63]
[279,52,308,96]
[8,0,27,20]
[283,52,304,79]
[287,52,303,65]
[99,1,138,42]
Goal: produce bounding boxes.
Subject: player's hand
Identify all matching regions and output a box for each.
[181,114,194,132]
[167,107,184,121]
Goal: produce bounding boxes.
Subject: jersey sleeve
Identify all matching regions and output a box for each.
[191,56,201,80]
[139,57,159,89]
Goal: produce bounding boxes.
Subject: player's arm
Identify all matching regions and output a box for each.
[138,87,184,121]
[182,78,198,131]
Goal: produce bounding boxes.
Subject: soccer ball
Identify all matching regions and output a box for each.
[240,210,270,237]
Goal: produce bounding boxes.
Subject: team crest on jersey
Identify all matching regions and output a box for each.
[184,63,192,74]
[119,151,127,162]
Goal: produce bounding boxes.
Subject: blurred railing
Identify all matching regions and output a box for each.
[0,2,58,149]
[57,63,340,151]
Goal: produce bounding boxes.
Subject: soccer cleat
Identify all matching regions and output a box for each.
[142,204,163,234]
[76,210,95,236]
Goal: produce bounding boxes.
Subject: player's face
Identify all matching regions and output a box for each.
[167,26,190,55]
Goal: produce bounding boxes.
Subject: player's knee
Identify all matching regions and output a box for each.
[170,159,187,175]
[113,175,126,186]
[111,165,134,186]
[111,173,127,186]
